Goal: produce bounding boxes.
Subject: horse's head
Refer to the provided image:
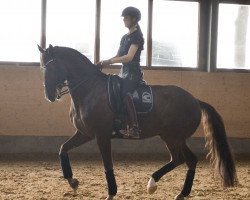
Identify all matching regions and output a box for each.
[38,44,68,102]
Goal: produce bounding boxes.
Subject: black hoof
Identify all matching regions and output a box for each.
[68,178,79,191]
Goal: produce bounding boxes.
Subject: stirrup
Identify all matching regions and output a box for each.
[119,126,141,139]
[119,128,130,138]
[128,126,141,139]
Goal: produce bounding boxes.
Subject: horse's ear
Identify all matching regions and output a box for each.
[48,44,54,55]
[37,45,45,53]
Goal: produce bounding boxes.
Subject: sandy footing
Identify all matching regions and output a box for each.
[0,154,249,200]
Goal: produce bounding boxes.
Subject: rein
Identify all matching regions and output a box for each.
[56,78,89,99]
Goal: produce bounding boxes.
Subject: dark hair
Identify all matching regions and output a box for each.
[136,23,144,50]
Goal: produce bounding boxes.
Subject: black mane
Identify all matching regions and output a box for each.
[50,46,107,80]
[53,46,94,67]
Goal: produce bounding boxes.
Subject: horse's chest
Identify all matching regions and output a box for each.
[70,94,108,133]
[70,104,94,131]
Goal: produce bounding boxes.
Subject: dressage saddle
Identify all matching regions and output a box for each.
[107,74,153,137]
[107,74,153,115]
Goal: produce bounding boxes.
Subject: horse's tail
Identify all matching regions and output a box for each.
[199,100,237,187]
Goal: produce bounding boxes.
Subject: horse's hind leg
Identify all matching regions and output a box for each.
[147,141,185,195]
[175,144,197,200]
[59,131,93,191]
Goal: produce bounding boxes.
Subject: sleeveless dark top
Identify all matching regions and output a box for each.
[118,30,144,79]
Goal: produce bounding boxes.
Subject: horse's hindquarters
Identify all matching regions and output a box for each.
[140,85,201,140]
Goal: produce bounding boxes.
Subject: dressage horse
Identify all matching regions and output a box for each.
[38,45,237,200]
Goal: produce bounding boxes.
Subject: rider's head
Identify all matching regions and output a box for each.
[121,7,141,28]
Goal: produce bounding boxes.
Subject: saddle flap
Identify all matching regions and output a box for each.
[107,75,123,113]
[132,85,153,114]
[107,75,153,114]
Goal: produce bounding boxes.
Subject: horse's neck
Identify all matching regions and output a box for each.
[69,76,106,120]
[67,64,89,84]
[68,69,107,103]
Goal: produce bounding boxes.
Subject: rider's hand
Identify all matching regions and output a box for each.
[97,59,111,68]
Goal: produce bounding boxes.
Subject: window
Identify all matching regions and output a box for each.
[152,1,199,67]
[46,0,95,62]
[217,4,250,69]
[100,0,148,65]
[0,0,40,62]
[1,0,250,72]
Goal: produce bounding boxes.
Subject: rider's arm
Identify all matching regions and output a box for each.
[100,44,138,67]
[110,44,138,64]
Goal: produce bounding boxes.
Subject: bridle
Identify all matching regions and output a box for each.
[43,58,88,100]
[45,59,55,66]
[55,79,89,99]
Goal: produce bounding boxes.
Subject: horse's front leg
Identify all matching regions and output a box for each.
[96,135,117,200]
[59,130,93,192]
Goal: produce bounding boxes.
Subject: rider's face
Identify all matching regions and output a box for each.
[123,15,136,28]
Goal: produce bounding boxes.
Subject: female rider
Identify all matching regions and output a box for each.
[99,7,144,139]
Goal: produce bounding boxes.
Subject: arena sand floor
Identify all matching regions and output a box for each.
[0,154,249,200]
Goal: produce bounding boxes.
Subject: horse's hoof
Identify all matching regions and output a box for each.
[147,177,157,194]
[68,178,79,192]
[174,194,184,200]
[105,195,114,200]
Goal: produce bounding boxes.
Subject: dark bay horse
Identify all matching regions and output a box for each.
[38,45,237,200]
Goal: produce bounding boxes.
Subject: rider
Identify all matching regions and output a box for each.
[99,6,144,139]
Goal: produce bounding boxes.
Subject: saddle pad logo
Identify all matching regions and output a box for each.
[132,91,140,99]
[142,92,152,103]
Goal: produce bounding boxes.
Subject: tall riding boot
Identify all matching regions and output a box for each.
[122,94,141,139]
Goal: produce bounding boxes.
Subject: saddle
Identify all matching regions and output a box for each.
[107,75,153,137]
[107,75,153,115]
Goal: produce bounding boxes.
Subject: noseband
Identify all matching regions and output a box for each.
[55,78,90,99]
[55,82,70,99]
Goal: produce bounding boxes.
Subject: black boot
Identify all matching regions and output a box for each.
[120,94,141,139]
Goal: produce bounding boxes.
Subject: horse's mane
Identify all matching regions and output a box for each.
[53,46,107,79]
[53,46,94,67]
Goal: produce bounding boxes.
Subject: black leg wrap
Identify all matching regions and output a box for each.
[152,162,175,182]
[59,154,73,179]
[181,169,195,197]
[105,170,117,196]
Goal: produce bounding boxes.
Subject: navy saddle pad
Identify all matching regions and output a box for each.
[107,75,153,114]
